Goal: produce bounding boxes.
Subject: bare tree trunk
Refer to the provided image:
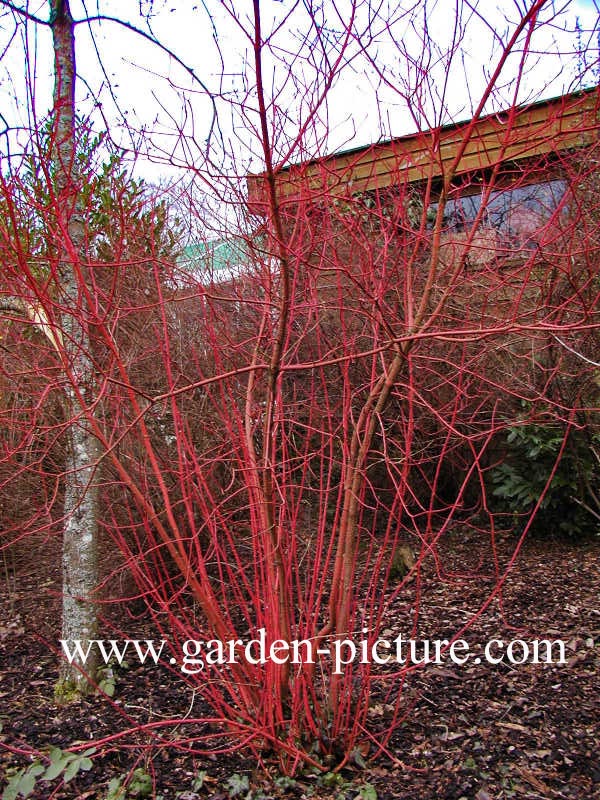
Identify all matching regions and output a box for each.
[50,0,100,699]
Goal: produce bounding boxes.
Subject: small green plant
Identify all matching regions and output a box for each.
[190,769,208,792]
[356,785,378,800]
[2,765,45,800]
[104,767,152,799]
[490,420,600,537]
[226,773,250,798]
[218,771,288,800]
[97,664,117,697]
[2,747,95,800]
[97,658,130,698]
[273,775,297,791]
[315,771,378,799]
[128,768,152,797]
[105,777,126,800]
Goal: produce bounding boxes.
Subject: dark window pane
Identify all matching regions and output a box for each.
[428,179,567,246]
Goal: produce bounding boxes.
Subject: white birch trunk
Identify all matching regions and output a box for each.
[50,0,100,698]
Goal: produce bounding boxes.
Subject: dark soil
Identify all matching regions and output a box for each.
[1,531,599,800]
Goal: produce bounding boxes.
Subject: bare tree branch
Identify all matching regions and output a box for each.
[0,0,49,25]
[553,334,600,368]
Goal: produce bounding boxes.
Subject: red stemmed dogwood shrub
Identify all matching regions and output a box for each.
[99,124,600,773]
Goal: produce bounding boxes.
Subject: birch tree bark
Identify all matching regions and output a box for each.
[50,0,101,699]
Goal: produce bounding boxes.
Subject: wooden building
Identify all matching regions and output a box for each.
[247,87,599,216]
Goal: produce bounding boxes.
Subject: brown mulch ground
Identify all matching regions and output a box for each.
[0,531,598,800]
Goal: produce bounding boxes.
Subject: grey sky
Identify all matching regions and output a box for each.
[0,0,597,184]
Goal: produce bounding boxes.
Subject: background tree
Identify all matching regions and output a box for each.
[0,1,183,695]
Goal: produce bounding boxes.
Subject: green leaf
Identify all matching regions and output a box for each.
[274,775,296,790]
[351,748,367,769]
[2,770,25,800]
[130,768,152,797]
[63,759,81,784]
[99,679,116,697]
[226,773,250,797]
[358,784,378,800]
[27,764,45,779]
[320,772,340,787]
[105,777,125,800]
[47,747,65,763]
[15,772,36,799]
[192,770,208,791]
[44,755,70,781]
